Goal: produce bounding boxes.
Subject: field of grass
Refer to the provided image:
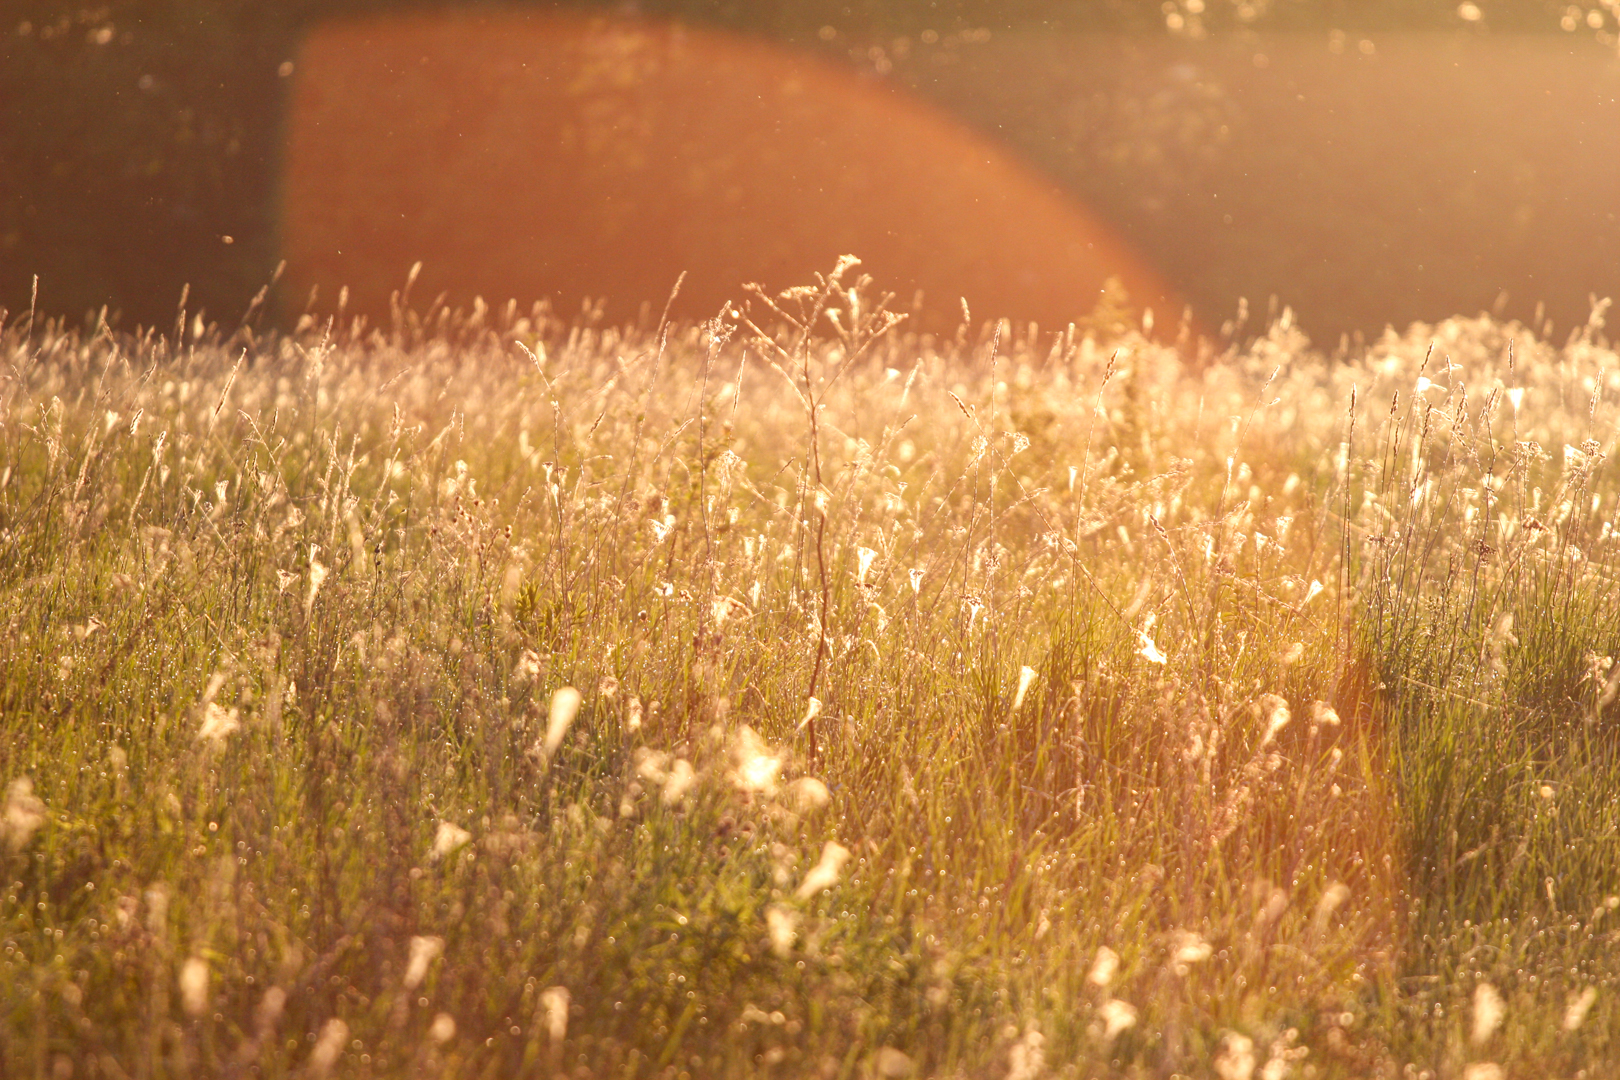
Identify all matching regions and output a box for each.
[2,264,1619,1079]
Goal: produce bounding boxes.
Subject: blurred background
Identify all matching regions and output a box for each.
[3,0,1618,343]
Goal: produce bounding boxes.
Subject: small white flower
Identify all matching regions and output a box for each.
[1170,930,1212,971]
[431,821,472,860]
[540,985,570,1042]
[787,776,831,812]
[2,778,47,851]
[730,726,782,795]
[1014,665,1038,710]
[855,546,878,585]
[1214,1033,1255,1080]
[795,841,852,899]
[542,686,582,758]
[404,935,444,990]
[1088,946,1120,988]
[179,956,209,1017]
[660,759,696,805]
[1007,1026,1044,1080]
[1471,982,1504,1045]
[1098,998,1137,1041]
[309,1018,348,1078]
[197,702,241,743]
[1563,987,1597,1032]
[765,904,798,956]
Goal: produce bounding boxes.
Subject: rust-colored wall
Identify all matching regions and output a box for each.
[280,12,1183,333]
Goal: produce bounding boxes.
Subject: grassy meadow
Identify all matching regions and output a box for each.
[2,264,1619,1079]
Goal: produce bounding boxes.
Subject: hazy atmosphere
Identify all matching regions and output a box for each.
[4,2,1620,1078]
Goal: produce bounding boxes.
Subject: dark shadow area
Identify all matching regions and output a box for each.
[3,0,1615,342]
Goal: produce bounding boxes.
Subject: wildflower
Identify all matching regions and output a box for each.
[1170,930,1212,972]
[787,776,831,812]
[309,1018,348,1078]
[795,840,852,899]
[908,568,925,594]
[660,759,696,805]
[255,986,287,1035]
[179,956,209,1017]
[404,935,444,990]
[1097,998,1137,1041]
[2,778,47,851]
[539,985,570,1042]
[197,702,241,743]
[855,546,878,584]
[1310,701,1341,728]
[765,904,798,956]
[275,569,298,596]
[1007,1027,1044,1080]
[1563,987,1597,1032]
[1014,665,1038,710]
[542,686,581,758]
[1471,982,1504,1044]
[1214,1033,1255,1080]
[873,1047,913,1077]
[1302,579,1325,605]
[730,726,782,795]
[1088,946,1120,988]
[429,1013,457,1043]
[431,821,472,860]
[1313,882,1350,932]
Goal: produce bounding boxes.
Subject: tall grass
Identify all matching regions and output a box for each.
[1,272,1616,1078]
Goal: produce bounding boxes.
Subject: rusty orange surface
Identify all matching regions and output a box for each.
[279,11,1185,333]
